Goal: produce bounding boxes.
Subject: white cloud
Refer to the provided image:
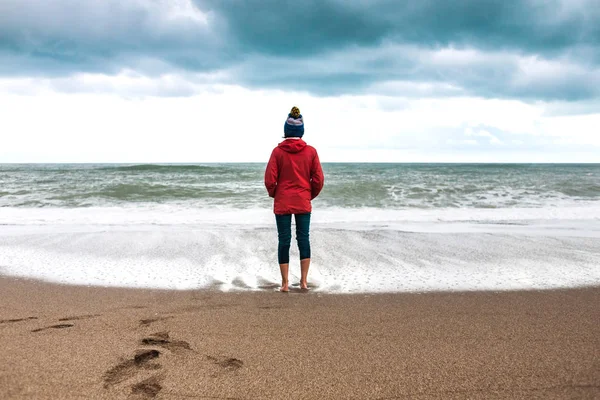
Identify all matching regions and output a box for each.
[465,128,503,145]
[0,74,599,163]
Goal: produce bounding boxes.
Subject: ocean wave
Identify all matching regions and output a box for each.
[1,226,599,292]
[97,164,229,172]
[1,204,599,227]
[1,163,598,209]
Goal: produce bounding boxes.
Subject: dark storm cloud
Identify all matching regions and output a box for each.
[1,0,599,101]
[0,0,231,76]
[198,0,599,57]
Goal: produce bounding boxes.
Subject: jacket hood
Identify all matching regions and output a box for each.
[278,138,307,153]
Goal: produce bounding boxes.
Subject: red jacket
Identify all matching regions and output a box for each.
[264,139,324,215]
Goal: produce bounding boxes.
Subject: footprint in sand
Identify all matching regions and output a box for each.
[104,330,192,398]
[206,355,244,371]
[0,317,38,324]
[103,349,161,388]
[31,324,74,333]
[130,375,163,399]
[58,314,101,321]
[140,331,192,352]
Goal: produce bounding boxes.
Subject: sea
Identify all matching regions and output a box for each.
[1,163,599,293]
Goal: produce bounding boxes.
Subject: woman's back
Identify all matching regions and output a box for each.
[264,106,324,292]
[265,139,323,215]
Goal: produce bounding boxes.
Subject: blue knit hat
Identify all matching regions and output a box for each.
[284,106,304,138]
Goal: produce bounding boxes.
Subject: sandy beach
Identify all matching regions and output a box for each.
[0,277,598,399]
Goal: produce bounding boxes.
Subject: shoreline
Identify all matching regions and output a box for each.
[1,276,599,399]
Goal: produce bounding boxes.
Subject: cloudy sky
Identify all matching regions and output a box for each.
[1,0,599,163]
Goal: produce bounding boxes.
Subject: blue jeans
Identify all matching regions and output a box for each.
[275,213,311,264]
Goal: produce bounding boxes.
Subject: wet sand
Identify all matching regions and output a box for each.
[1,276,599,399]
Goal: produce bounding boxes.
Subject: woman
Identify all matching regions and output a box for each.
[264,106,324,292]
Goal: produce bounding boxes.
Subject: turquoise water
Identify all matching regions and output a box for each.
[1,163,598,209]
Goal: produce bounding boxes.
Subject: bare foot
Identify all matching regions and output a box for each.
[280,284,289,292]
[300,281,309,290]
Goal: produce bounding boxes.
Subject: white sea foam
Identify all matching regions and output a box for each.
[1,203,599,227]
[1,223,599,293]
